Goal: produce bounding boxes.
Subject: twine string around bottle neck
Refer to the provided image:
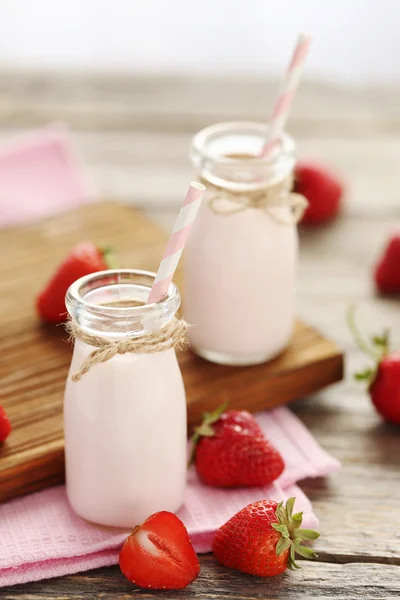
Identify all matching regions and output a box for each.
[67,317,188,382]
[205,174,307,226]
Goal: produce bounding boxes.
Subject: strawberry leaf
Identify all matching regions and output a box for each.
[288,544,301,570]
[276,537,292,556]
[354,368,374,381]
[293,541,318,560]
[272,523,290,538]
[371,335,386,347]
[275,503,287,524]
[371,329,390,356]
[294,528,320,541]
[195,424,215,437]
[202,401,228,426]
[188,402,228,467]
[285,497,295,519]
[292,512,303,524]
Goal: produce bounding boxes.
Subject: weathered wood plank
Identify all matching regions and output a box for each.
[2,559,400,599]
[295,383,400,563]
[0,128,398,216]
[0,74,399,134]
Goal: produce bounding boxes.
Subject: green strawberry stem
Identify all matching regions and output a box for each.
[100,246,118,270]
[347,305,380,361]
[188,401,228,467]
[272,498,319,570]
[347,305,391,385]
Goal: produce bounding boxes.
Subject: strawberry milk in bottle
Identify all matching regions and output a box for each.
[64,269,187,527]
[184,122,305,366]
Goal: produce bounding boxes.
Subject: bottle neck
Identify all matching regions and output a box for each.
[65,269,180,339]
[190,121,296,193]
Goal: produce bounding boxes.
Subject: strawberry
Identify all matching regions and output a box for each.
[374,233,400,295]
[294,161,343,225]
[213,498,319,576]
[190,404,285,487]
[119,511,200,590]
[0,406,11,443]
[36,242,115,324]
[348,306,400,424]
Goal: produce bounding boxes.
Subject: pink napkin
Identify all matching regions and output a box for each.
[0,126,94,227]
[0,407,340,587]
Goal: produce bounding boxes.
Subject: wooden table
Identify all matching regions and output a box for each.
[0,74,399,599]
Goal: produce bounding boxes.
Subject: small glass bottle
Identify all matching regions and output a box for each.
[184,121,304,366]
[64,269,187,528]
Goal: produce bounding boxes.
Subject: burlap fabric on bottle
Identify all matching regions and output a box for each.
[204,174,307,225]
[67,317,188,381]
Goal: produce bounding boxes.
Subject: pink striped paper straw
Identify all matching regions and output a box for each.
[261,33,312,157]
[148,182,206,304]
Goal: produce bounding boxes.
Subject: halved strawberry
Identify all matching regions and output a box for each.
[119,511,200,590]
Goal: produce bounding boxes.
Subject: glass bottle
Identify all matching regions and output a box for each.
[184,121,303,366]
[64,269,187,527]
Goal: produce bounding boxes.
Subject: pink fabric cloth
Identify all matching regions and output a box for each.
[0,126,94,227]
[0,407,340,587]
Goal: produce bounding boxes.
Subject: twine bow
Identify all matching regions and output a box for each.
[207,175,307,226]
[67,318,188,382]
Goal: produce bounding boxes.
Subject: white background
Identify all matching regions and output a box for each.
[0,0,399,84]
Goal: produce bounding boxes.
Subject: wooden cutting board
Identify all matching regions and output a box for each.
[0,202,343,503]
